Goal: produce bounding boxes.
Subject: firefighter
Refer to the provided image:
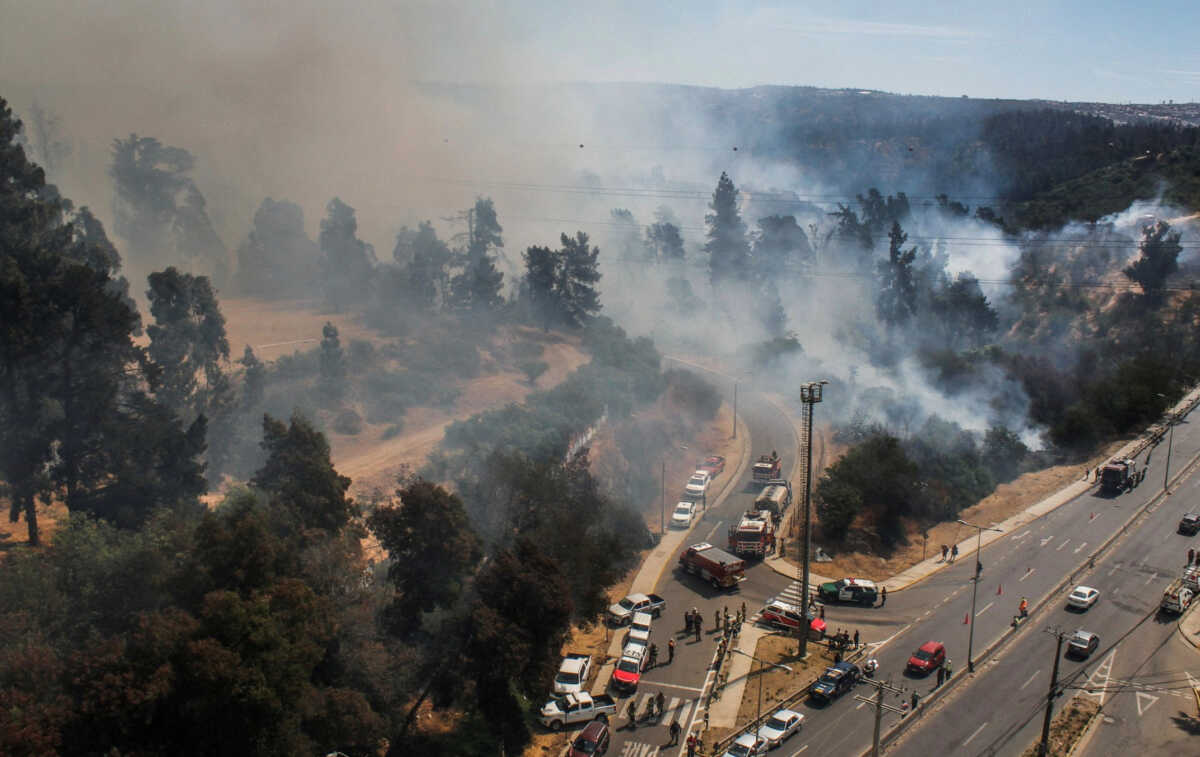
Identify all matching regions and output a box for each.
[1019,597,1029,618]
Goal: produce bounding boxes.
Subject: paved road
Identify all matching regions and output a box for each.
[606,386,802,757]
[885,415,1200,757]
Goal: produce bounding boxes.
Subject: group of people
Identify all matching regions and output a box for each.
[683,607,703,640]
[625,691,666,729]
[941,544,960,562]
[829,628,859,651]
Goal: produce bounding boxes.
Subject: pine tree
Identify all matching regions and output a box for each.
[557,232,602,328]
[319,197,376,312]
[318,322,346,404]
[876,221,918,327]
[705,172,750,285]
[1124,220,1183,308]
[449,198,505,313]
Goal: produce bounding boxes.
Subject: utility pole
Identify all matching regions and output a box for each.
[798,380,828,658]
[661,460,666,534]
[1164,410,1175,493]
[854,678,906,757]
[732,381,738,439]
[958,519,1002,673]
[1039,627,1066,756]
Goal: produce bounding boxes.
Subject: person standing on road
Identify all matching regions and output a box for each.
[686,734,696,757]
[626,699,637,728]
[951,544,958,562]
[1190,548,1195,566]
[669,720,681,745]
[880,586,887,607]
[911,691,920,710]
[853,629,860,648]
[945,658,953,679]
[668,638,676,663]
[694,618,702,642]
[714,609,720,631]
[941,544,949,561]
[656,691,666,717]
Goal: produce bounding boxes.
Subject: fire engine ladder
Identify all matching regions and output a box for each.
[793,400,812,543]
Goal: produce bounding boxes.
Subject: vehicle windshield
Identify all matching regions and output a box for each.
[573,737,598,754]
[689,475,704,484]
[914,649,932,660]
[820,669,842,682]
[616,659,640,674]
[556,672,579,684]
[675,505,691,515]
[618,598,635,610]
[729,743,754,757]
[765,716,788,730]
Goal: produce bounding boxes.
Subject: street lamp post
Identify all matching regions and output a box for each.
[732,649,793,738]
[1164,411,1176,493]
[958,519,1002,673]
[798,380,829,658]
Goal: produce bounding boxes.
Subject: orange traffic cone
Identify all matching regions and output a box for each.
[963,613,970,624]
[997,583,1003,595]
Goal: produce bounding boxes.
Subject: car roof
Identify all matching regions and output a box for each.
[675,501,694,509]
[832,661,857,673]
[734,733,760,745]
[1071,630,1096,640]
[772,708,802,720]
[917,640,944,652]
[632,611,653,623]
[1073,586,1097,594]
[578,720,608,739]
[766,599,801,612]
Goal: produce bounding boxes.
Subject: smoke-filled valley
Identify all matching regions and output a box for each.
[5,3,1200,755]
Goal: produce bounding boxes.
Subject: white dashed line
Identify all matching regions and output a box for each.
[1019,670,1041,690]
[1056,539,1071,551]
[976,601,994,617]
[1019,569,1036,582]
[963,722,988,746]
[1073,542,1088,554]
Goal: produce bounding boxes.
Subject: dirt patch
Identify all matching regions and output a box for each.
[1018,696,1099,757]
[786,438,1131,583]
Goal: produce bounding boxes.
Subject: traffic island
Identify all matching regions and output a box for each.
[1018,697,1099,757]
[703,630,851,750]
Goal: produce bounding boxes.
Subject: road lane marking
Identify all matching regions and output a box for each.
[1082,651,1116,706]
[857,701,867,709]
[1017,530,1032,539]
[1108,562,1121,577]
[1136,691,1160,716]
[794,746,808,755]
[1040,536,1053,547]
[963,722,988,746]
[1056,539,1071,551]
[1019,670,1041,690]
[705,521,723,541]
[1073,542,1088,554]
[976,601,994,617]
[1145,573,1158,585]
[652,681,705,693]
[1020,569,1036,582]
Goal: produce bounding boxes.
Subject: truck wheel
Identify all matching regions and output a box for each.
[550,720,564,732]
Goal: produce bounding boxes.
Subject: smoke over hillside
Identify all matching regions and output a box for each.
[6,1,1198,453]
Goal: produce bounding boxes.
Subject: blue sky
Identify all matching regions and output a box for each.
[418,0,1200,103]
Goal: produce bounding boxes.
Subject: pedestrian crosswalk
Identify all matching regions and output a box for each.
[622,691,696,726]
[619,741,660,757]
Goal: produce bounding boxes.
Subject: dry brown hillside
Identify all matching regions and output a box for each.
[219,298,589,496]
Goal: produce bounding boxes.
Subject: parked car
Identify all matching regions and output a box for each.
[722,732,768,757]
[809,662,860,701]
[1067,586,1100,610]
[685,471,712,498]
[626,611,653,646]
[553,653,593,695]
[699,455,726,477]
[1180,513,1200,536]
[817,577,878,605]
[539,692,617,730]
[756,708,804,748]
[906,641,946,675]
[607,593,666,625]
[672,500,697,528]
[1066,630,1099,659]
[760,599,826,639]
[610,646,647,694]
[569,719,610,757]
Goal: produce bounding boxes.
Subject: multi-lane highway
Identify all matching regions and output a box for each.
[596,373,1200,757]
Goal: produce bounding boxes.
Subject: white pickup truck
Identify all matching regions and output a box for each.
[539,691,617,731]
[607,592,666,625]
[553,653,592,695]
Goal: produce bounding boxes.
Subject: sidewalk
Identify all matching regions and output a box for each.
[1179,600,1200,651]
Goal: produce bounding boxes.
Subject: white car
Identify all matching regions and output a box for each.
[756,708,804,748]
[722,732,768,757]
[672,501,697,528]
[627,611,653,646]
[685,471,712,498]
[1067,586,1100,610]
